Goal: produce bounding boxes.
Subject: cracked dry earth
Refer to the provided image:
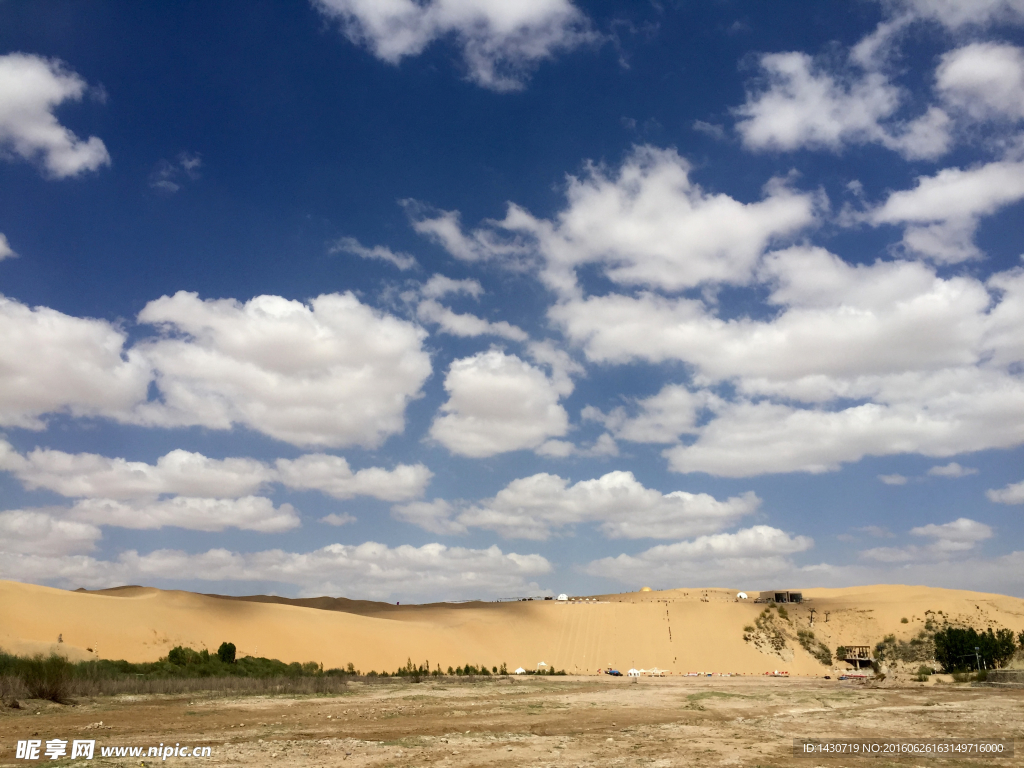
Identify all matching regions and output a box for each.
[1,676,1022,768]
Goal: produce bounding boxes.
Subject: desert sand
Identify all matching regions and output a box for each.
[3,581,1023,675]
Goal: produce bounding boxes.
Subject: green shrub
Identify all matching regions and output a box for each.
[168,646,207,666]
[901,617,909,624]
[776,606,789,620]
[21,654,74,704]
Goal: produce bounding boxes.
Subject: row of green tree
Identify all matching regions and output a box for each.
[1,646,541,685]
[867,627,1022,673]
[932,627,1020,673]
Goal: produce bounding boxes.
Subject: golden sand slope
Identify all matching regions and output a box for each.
[2,581,1023,675]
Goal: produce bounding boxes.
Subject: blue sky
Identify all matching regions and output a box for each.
[1,0,1024,601]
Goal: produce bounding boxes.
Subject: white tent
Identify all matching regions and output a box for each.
[537,661,548,668]
[648,667,666,677]
[627,668,640,677]
[737,592,748,599]
[557,593,568,601]
[514,667,526,675]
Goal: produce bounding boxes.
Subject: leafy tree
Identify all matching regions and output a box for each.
[933,627,1017,672]
[217,642,236,664]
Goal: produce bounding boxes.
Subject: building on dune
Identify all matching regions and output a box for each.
[757,590,803,603]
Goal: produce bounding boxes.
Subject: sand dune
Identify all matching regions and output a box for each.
[2,581,1023,675]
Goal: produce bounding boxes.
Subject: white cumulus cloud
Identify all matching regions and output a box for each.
[886,0,1024,30]
[0,509,101,556]
[862,517,992,561]
[0,440,432,530]
[0,234,15,261]
[0,540,553,600]
[868,160,1024,262]
[584,525,813,586]
[313,0,596,92]
[69,496,300,533]
[410,147,819,295]
[276,454,432,501]
[0,442,272,499]
[0,53,110,178]
[455,471,761,540]
[429,349,570,457]
[416,299,528,341]
[937,43,1024,123]
[0,296,151,430]
[553,246,1024,477]
[556,248,991,392]
[987,479,1024,504]
[927,461,978,478]
[584,386,722,444]
[0,291,432,448]
[135,291,431,448]
[734,51,951,159]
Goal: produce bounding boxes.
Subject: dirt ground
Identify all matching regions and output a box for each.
[1,675,1022,768]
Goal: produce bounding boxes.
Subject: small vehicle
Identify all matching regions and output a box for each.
[605,669,622,676]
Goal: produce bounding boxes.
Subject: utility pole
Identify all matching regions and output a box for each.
[975,646,981,671]
[809,608,816,625]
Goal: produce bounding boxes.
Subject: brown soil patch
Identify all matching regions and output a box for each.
[2,676,1021,767]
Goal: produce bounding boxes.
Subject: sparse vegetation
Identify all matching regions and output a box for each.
[901,617,909,624]
[747,608,788,653]
[874,630,935,664]
[796,629,833,666]
[914,665,934,683]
